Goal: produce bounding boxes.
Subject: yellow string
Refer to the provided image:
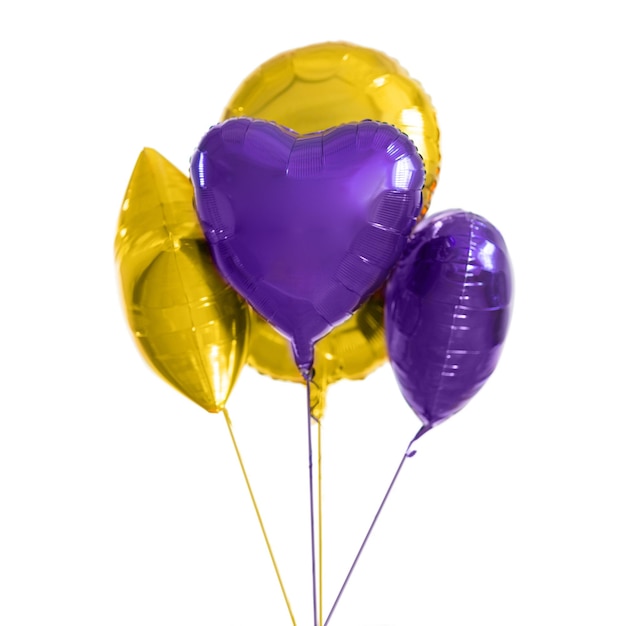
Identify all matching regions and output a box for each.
[222,408,297,626]
[317,419,323,626]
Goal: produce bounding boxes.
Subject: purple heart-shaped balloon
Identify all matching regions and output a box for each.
[190,117,424,374]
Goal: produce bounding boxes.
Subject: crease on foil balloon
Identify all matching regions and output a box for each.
[222,41,440,409]
[190,117,425,374]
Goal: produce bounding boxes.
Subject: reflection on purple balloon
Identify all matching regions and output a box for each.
[191,118,425,375]
[385,209,513,427]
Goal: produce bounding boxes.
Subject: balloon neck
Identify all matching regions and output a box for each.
[299,366,313,382]
[406,423,432,457]
[414,423,432,441]
[292,339,314,381]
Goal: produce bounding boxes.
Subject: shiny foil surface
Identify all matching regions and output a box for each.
[191,118,425,372]
[385,210,513,426]
[115,149,249,412]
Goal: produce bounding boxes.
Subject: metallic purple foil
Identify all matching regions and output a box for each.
[190,118,424,373]
[385,209,513,426]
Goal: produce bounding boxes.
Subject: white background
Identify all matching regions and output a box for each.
[1,1,625,625]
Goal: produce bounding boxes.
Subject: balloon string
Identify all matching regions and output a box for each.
[323,423,432,626]
[318,417,323,626]
[306,377,319,626]
[222,408,297,626]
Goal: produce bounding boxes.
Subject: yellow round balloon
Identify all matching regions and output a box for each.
[222,42,441,415]
[115,148,249,413]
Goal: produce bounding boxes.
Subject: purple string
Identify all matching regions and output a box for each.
[323,423,431,626]
[306,374,319,626]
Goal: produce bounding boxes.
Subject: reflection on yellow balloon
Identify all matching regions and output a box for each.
[115,149,249,413]
[223,42,441,413]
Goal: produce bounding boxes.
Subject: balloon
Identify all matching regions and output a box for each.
[115,148,249,413]
[223,41,441,402]
[385,210,513,427]
[191,118,425,374]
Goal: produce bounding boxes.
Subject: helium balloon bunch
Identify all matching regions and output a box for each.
[115,42,512,626]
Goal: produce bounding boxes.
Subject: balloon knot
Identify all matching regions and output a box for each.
[300,367,314,382]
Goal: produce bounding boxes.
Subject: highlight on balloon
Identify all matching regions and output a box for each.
[114,41,512,626]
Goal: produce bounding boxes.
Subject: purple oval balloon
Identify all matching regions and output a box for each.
[190,118,424,375]
[385,209,513,427]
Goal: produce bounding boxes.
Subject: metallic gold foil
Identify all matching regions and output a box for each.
[115,149,248,412]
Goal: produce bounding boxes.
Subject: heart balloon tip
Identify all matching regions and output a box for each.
[299,366,313,382]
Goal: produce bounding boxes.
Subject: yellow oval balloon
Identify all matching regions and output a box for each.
[115,148,249,413]
[222,42,440,415]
